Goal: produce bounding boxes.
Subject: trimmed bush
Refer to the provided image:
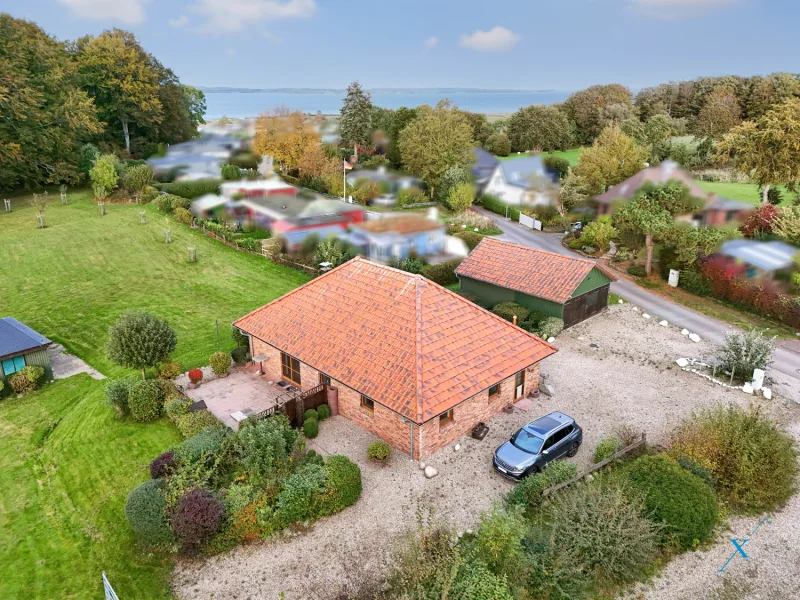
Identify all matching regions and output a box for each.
[367,440,391,462]
[303,417,319,439]
[627,264,647,277]
[623,454,718,550]
[221,164,242,180]
[304,408,319,421]
[171,488,225,552]
[176,410,220,438]
[157,377,180,402]
[127,379,163,422]
[593,436,621,463]
[316,404,331,420]
[231,346,249,365]
[106,378,133,417]
[174,207,192,225]
[125,479,174,548]
[156,360,181,380]
[454,231,484,250]
[669,405,798,513]
[275,463,329,525]
[208,352,231,376]
[150,451,176,479]
[153,194,172,213]
[492,302,530,324]
[141,186,158,204]
[165,397,191,422]
[538,317,564,339]
[505,460,577,512]
[479,194,521,221]
[175,425,231,465]
[169,195,191,211]
[188,369,203,384]
[319,455,362,515]
[567,237,584,250]
[154,179,221,199]
[423,259,463,286]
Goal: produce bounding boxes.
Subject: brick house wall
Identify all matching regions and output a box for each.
[250,336,541,460]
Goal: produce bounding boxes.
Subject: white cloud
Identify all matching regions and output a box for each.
[190,0,317,34]
[423,36,439,50]
[627,0,741,19]
[56,0,148,24]
[169,14,189,28]
[458,26,521,52]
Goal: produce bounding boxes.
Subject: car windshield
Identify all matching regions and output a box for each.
[511,429,544,454]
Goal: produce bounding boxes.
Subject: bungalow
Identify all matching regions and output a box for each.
[344,215,446,263]
[234,258,556,459]
[481,156,559,206]
[594,161,752,226]
[219,178,297,200]
[0,317,53,383]
[455,238,618,328]
[346,165,424,201]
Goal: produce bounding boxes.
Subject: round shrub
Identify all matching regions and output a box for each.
[492,302,530,324]
[303,417,319,439]
[231,346,249,365]
[454,231,484,250]
[150,450,176,479]
[319,455,362,515]
[627,264,647,277]
[105,378,133,418]
[174,207,193,224]
[171,488,225,552]
[669,405,798,513]
[304,408,319,421]
[157,360,181,379]
[188,369,203,384]
[538,317,564,339]
[275,463,329,525]
[208,352,230,376]
[165,397,191,422]
[8,366,45,395]
[153,194,173,213]
[367,440,391,462]
[593,436,621,463]
[567,237,584,250]
[623,455,718,550]
[125,479,174,548]
[316,404,331,420]
[169,195,191,211]
[176,410,220,438]
[127,380,164,422]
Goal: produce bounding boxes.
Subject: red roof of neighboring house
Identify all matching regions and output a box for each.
[455,238,618,304]
[594,160,709,206]
[352,215,442,235]
[234,257,556,423]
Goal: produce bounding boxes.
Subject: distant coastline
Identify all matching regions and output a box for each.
[199,87,560,95]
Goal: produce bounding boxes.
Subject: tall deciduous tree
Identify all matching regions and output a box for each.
[399,101,474,198]
[615,182,704,275]
[254,106,320,172]
[73,29,163,155]
[385,106,417,167]
[0,15,102,189]
[339,81,373,151]
[695,87,742,139]
[107,310,177,380]
[573,125,650,195]
[458,110,493,146]
[716,99,800,204]
[506,105,573,153]
[745,73,800,120]
[564,84,633,144]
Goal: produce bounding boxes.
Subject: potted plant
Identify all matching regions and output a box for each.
[209,352,231,378]
[188,369,203,389]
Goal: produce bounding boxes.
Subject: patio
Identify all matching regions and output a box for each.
[182,368,296,429]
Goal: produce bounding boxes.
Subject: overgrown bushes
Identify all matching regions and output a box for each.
[7,365,45,395]
[175,410,219,438]
[105,378,132,417]
[505,460,578,512]
[492,302,530,324]
[173,207,193,225]
[593,436,621,463]
[154,179,221,199]
[668,405,797,513]
[454,230,484,250]
[717,328,775,382]
[423,259,463,286]
[127,379,163,422]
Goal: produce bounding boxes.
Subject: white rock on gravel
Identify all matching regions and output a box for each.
[632,306,639,312]
[618,299,624,304]
[659,320,669,327]
[643,314,651,319]
[547,337,556,343]
[419,462,426,470]
[688,333,701,342]
[681,329,689,336]
[454,444,461,452]
[675,358,689,367]
[424,465,438,479]
[762,388,773,400]
[742,382,754,394]
[540,382,555,397]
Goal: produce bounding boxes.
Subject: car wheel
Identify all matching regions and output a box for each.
[566,442,580,457]
[524,465,540,478]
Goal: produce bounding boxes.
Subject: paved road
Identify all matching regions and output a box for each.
[475,208,800,384]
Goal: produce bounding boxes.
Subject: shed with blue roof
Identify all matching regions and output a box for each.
[0,317,53,382]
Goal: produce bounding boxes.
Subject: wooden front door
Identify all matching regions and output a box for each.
[513,370,525,402]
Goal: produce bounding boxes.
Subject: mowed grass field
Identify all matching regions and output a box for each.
[0,191,310,377]
[0,192,311,599]
[498,147,583,166]
[0,375,181,598]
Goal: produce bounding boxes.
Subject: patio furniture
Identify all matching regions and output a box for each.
[252,354,269,375]
[187,400,207,413]
[472,422,489,440]
[231,408,254,423]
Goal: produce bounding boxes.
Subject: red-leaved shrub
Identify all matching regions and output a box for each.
[739,204,780,239]
[188,369,203,384]
[171,488,225,552]
[150,451,176,479]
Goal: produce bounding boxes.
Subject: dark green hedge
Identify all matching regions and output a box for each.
[479,194,521,221]
[154,179,222,199]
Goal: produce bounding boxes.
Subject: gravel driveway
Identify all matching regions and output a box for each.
[172,305,800,600]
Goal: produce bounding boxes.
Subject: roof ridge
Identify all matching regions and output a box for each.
[414,277,425,423]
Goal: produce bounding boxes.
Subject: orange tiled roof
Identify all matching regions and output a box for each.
[234,257,555,423]
[455,238,618,304]
[352,215,442,235]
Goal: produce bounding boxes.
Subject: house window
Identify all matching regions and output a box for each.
[488,383,501,399]
[439,409,454,427]
[514,370,525,400]
[1,355,25,376]
[319,373,331,386]
[361,395,375,411]
[280,352,301,385]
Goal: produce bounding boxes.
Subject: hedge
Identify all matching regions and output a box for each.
[175,425,231,464]
[505,460,578,512]
[480,194,521,221]
[423,259,463,286]
[492,302,530,324]
[154,179,222,199]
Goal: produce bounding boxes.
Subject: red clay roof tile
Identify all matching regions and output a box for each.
[234,257,556,423]
[455,237,617,304]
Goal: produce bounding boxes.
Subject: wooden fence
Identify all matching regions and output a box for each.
[542,433,647,497]
[250,384,328,428]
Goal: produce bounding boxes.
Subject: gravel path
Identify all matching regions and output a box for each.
[171,305,800,600]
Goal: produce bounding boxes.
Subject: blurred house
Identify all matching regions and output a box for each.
[718,239,798,277]
[147,134,247,179]
[190,193,228,218]
[482,156,559,206]
[220,178,297,200]
[342,215,446,263]
[346,165,424,202]
[594,161,752,226]
[471,147,501,189]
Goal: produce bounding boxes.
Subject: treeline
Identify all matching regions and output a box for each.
[0,14,205,190]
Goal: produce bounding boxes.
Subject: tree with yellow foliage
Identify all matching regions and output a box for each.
[253,107,320,172]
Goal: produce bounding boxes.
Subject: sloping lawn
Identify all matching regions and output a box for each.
[0,192,311,378]
[498,147,584,165]
[0,376,181,599]
[696,181,794,207]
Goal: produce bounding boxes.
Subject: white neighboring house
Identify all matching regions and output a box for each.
[482,156,558,206]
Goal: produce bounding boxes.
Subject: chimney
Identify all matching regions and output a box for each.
[513,315,518,326]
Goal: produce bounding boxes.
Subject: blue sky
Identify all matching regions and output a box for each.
[3,0,799,91]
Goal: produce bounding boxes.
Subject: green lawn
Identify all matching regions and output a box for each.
[696,181,795,207]
[0,375,181,599]
[0,191,311,377]
[498,147,584,166]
